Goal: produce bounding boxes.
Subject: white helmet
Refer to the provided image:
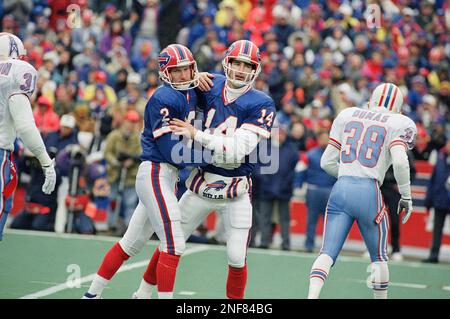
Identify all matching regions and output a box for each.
[0,33,27,59]
[368,82,404,113]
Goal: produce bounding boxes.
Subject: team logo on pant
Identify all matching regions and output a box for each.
[205,180,227,192]
[203,180,227,199]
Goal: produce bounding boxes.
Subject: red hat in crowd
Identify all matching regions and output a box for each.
[124,110,140,123]
[319,69,332,79]
[95,71,107,83]
[37,95,52,107]
[398,46,409,59]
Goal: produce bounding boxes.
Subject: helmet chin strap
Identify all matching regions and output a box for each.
[161,67,200,91]
[228,78,248,88]
[172,83,192,90]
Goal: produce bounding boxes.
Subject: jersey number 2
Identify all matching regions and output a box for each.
[341,121,386,168]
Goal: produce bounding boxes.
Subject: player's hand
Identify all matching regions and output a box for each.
[397,197,413,224]
[170,118,197,139]
[211,152,241,169]
[292,187,306,201]
[42,160,56,195]
[197,72,214,92]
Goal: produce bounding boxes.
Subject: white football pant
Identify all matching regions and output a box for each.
[119,161,184,256]
[180,189,252,268]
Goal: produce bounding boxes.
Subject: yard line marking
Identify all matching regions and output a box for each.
[30,281,92,289]
[20,245,210,299]
[178,291,197,296]
[442,286,450,291]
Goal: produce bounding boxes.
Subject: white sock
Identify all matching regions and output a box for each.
[134,279,155,299]
[157,292,173,299]
[87,274,109,297]
[371,261,389,299]
[308,254,333,299]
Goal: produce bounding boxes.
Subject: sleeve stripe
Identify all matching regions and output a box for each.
[329,137,341,146]
[389,139,407,147]
[153,126,172,138]
[389,140,407,147]
[241,123,270,139]
[389,142,407,151]
[328,141,341,150]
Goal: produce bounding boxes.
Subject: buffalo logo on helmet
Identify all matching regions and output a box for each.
[226,42,236,56]
[204,180,227,192]
[158,51,171,69]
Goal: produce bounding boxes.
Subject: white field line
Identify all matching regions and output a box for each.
[20,245,211,299]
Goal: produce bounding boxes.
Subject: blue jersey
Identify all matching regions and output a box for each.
[197,75,276,177]
[141,84,209,168]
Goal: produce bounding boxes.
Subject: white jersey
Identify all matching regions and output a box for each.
[328,107,417,184]
[0,58,37,151]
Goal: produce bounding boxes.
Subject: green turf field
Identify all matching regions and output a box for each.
[1,229,449,299]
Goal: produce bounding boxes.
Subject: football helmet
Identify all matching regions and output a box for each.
[158,44,199,90]
[0,32,27,60]
[368,83,404,114]
[222,40,261,87]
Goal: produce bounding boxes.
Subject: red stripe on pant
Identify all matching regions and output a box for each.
[189,171,201,192]
[151,162,175,254]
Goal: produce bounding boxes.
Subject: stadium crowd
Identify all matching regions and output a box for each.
[1,0,449,253]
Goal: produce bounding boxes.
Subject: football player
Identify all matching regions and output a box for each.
[307,83,417,299]
[0,33,56,241]
[135,40,276,299]
[83,44,214,299]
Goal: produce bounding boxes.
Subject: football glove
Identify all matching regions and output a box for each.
[42,159,56,195]
[397,196,413,224]
[211,152,241,170]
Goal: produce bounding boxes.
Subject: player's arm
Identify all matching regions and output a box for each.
[194,127,260,163]
[320,114,343,178]
[155,133,212,167]
[169,118,261,164]
[150,97,211,167]
[196,72,215,92]
[170,101,275,163]
[389,121,417,224]
[294,152,308,188]
[320,145,340,178]
[8,94,56,194]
